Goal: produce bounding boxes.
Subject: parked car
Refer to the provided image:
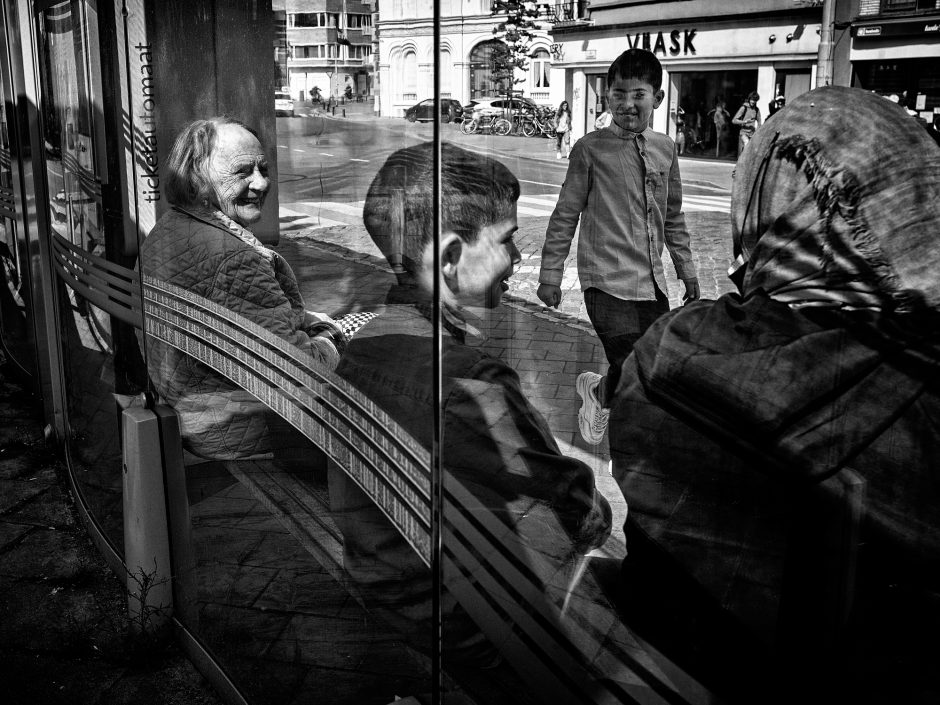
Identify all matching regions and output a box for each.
[275,90,295,117]
[403,98,464,123]
[463,96,539,117]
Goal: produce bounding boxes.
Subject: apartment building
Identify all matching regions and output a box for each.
[275,0,377,100]
[376,0,555,117]
[843,0,940,122]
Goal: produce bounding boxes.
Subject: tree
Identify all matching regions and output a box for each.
[490,1,540,110]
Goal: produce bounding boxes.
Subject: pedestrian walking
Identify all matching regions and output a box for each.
[537,48,700,446]
[732,91,762,157]
[555,101,572,158]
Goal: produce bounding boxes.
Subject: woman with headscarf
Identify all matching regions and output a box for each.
[608,86,940,703]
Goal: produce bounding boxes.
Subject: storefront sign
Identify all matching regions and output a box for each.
[627,29,697,56]
[855,20,940,38]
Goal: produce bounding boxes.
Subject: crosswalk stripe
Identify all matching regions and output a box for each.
[279,191,730,233]
[517,205,552,217]
[685,195,732,205]
[279,206,346,230]
[519,195,560,208]
[298,201,364,216]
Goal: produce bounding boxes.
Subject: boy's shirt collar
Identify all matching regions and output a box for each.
[606,122,652,140]
[386,282,483,344]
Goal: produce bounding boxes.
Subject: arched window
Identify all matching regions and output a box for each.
[468,40,503,99]
[531,49,550,89]
[401,49,417,102]
[440,48,453,98]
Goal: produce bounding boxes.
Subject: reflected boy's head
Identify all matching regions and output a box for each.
[607,48,662,92]
[364,142,521,308]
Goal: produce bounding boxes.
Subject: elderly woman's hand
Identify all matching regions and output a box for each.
[304,310,347,352]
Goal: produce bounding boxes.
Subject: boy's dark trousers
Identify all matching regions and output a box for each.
[584,286,670,407]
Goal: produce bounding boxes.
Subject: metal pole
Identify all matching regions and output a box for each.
[816,0,835,88]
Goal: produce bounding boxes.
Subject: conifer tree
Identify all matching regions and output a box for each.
[490,1,540,111]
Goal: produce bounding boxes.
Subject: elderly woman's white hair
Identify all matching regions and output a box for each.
[163,116,257,209]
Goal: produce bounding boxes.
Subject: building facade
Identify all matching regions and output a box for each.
[376,0,555,117]
[844,0,940,123]
[550,0,826,154]
[275,0,377,100]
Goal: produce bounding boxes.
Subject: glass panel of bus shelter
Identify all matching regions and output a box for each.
[0,65,33,375]
[36,0,133,549]
[428,3,767,704]
[133,3,436,702]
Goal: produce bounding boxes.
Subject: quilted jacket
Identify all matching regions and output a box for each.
[139,207,339,459]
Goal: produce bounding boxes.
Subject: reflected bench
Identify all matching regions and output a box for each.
[125,274,716,705]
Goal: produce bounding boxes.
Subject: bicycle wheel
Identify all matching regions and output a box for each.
[461,118,478,135]
[493,118,512,136]
[521,119,537,138]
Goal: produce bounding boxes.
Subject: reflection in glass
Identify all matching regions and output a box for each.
[0,65,32,373]
[38,0,131,548]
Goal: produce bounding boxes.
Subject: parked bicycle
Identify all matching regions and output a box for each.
[519,106,557,138]
[460,112,512,136]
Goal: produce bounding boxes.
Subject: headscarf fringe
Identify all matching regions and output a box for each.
[773,135,913,311]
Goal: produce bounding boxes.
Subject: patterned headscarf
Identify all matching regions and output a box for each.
[730,85,940,313]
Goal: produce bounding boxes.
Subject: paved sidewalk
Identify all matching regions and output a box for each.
[0,365,222,705]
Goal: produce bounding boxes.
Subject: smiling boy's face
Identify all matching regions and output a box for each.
[450,210,520,309]
[606,77,664,133]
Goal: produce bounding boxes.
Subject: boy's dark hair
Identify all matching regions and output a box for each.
[363,142,520,274]
[607,49,663,91]
[164,117,259,208]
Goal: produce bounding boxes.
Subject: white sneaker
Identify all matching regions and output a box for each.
[556,152,562,159]
[576,372,609,445]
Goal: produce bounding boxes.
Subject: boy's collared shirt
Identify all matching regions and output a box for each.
[540,124,695,301]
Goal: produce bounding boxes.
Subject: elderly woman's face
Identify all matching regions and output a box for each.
[207,124,270,226]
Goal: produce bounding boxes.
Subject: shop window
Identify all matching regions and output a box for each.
[402,49,417,100]
[881,0,937,10]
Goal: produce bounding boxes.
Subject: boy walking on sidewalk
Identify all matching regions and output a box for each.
[537,48,700,445]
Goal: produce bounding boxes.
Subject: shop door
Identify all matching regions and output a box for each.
[778,69,811,102]
[673,69,757,159]
[586,74,606,131]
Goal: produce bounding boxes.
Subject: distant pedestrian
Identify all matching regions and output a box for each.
[768,95,785,117]
[712,97,730,157]
[537,48,699,446]
[555,100,572,158]
[732,91,762,157]
[675,106,687,155]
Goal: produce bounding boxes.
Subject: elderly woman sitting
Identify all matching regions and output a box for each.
[609,87,940,702]
[139,117,346,459]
